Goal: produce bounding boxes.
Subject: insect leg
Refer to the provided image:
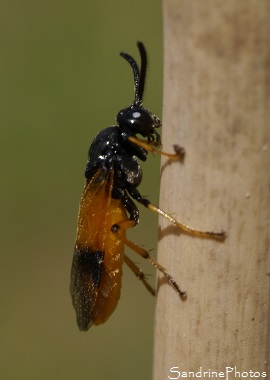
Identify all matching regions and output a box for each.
[112,188,140,224]
[128,135,185,160]
[111,222,186,297]
[111,189,186,296]
[147,203,226,239]
[127,186,226,240]
[124,254,156,296]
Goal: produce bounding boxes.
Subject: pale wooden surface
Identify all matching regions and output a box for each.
[153,1,270,378]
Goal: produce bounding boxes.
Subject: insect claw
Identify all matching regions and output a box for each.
[173,144,186,160]
[210,230,227,241]
[179,290,187,298]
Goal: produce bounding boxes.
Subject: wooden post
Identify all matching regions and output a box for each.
[153,1,270,379]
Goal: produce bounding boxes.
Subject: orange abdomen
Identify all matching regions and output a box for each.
[92,198,127,325]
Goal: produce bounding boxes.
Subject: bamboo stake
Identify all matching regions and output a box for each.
[153,1,270,379]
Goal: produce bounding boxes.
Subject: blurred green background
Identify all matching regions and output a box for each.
[0,1,162,379]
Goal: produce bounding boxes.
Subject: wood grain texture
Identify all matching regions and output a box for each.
[153,1,270,378]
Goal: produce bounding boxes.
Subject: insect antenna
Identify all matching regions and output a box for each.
[137,41,147,103]
[120,41,147,105]
[120,50,140,103]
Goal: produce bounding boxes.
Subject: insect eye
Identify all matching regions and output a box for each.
[117,105,160,136]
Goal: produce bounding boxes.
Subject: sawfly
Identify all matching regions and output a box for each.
[70,42,225,331]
